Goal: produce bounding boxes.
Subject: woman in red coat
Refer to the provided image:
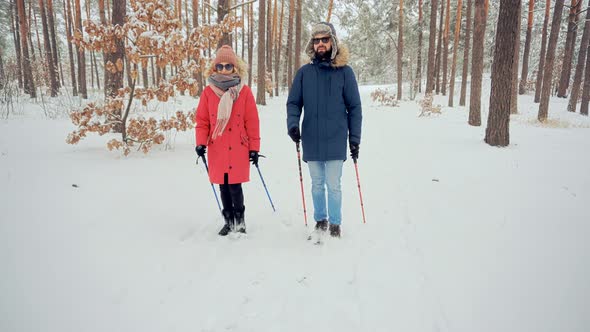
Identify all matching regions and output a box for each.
[195,45,260,236]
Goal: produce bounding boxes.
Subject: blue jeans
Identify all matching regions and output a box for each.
[307,160,344,225]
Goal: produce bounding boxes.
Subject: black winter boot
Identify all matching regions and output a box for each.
[234,206,246,234]
[219,209,234,236]
[315,220,328,232]
[329,224,341,238]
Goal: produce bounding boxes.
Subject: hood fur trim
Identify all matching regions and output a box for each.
[305,42,349,68]
[204,57,248,80]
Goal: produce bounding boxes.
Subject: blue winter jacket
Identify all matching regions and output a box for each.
[286,45,362,162]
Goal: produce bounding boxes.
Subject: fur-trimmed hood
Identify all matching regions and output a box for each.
[305,43,350,68]
[305,23,349,68]
[204,57,249,80]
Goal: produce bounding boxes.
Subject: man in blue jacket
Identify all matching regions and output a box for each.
[286,22,362,238]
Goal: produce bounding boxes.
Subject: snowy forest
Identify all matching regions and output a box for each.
[1,0,590,148]
[1,1,589,332]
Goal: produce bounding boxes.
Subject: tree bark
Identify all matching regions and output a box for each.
[286,0,294,90]
[256,0,266,104]
[468,0,487,126]
[510,3,521,114]
[397,0,404,100]
[534,0,551,103]
[567,2,590,113]
[580,42,590,115]
[266,0,274,96]
[248,2,254,87]
[486,0,521,146]
[39,0,59,96]
[538,0,565,121]
[442,0,450,95]
[17,0,36,97]
[294,0,302,71]
[557,0,582,97]
[416,0,423,93]
[10,0,24,90]
[74,0,87,98]
[519,0,534,94]
[426,0,438,93]
[275,0,284,96]
[217,0,230,47]
[47,0,60,88]
[65,0,77,96]
[105,0,126,98]
[435,0,445,94]
[448,0,463,107]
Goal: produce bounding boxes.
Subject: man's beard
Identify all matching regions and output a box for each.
[315,48,332,61]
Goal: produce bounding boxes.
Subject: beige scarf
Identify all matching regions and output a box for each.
[208,74,242,140]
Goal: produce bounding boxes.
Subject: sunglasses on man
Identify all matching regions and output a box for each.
[215,63,235,71]
[312,37,331,45]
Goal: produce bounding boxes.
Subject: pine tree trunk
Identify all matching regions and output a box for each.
[248,2,254,87]
[193,0,202,94]
[17,0,36,97]
[217,0,230,47]
[448,0,463,107]
[105,0,126,99]
[256,0,266,105]
[327,0,334,22]
[40,0,58,96]
[397,0,404,100]
[468,0,487,126]
[519,0,535,94]
[286,0,294,90]
[557,0,581,97]
[580,43,590,115]
[241,2,245,59]
[426,0,438,93]
[416,0,423,93]
[266,0,273,96]
[275,0,284,96]
[435,0,445,94]
[0,50,5,89]
[294,0,302,71]
[47,0,60,88]
[538,0,565,121]
[28,1,38,65]
[534,0,551,103]
[99,0,107,23]
[567,3,590,113]
[93,51,101,90]
[486,0,521,146]
[510,4,521,114]
[74,0,87,98]
[10,0,24,90]
[65,0,77,96]
[442,0,450,96]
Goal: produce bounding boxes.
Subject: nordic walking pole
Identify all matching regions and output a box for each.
[255,164,276,212]
[198,155,222,213]
[353,158,367,224]
[296,142,308,226]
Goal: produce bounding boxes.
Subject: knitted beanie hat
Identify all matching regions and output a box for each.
[306,22,339,61]
[214,45,237,66]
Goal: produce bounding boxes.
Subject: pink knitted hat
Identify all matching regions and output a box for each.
[214,45,237,66]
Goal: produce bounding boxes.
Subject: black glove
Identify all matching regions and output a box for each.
[249,151,259,166]
[195,145,206,157]
[349,143,359,160]
[288,127,301,143]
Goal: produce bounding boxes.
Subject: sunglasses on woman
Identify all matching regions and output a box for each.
[215,63,234,71]
[312,37,331,45]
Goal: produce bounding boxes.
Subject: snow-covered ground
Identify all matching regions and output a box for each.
[1,84,589,332]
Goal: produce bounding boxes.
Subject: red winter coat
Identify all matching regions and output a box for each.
[195,85,260,184]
